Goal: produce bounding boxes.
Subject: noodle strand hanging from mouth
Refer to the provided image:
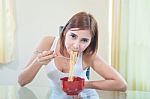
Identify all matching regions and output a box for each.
[68,51,78,81]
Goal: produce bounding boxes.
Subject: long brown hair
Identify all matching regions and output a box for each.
[60,12,98,56]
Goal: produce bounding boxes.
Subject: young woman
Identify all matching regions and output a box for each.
[18,12,127,99]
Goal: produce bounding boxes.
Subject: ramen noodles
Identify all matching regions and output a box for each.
[68,51,78,81]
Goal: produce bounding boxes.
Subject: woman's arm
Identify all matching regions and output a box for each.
[18,56,43,87]
[85,55,127,91]
[18,36,55,87]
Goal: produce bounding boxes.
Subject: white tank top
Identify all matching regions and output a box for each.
[44,37,99,99]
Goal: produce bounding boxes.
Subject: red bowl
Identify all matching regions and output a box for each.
[60,76,85,95]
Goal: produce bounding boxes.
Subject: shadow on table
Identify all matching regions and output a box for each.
[98,90,126,99]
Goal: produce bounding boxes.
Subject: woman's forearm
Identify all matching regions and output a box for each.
[85,79,127,92]
[18,58,42,87]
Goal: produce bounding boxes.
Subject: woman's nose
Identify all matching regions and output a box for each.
[73,42,80,51]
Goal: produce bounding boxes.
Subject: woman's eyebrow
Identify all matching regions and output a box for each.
[70,32,78,36]
[81,38,90,41]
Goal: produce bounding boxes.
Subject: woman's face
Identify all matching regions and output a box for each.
[65,28,92,54]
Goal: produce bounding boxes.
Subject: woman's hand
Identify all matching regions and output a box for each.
[36,50,56,65]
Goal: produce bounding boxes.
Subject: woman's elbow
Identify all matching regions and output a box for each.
[18,75,28,87]
[118,80,127,92]
[18,77,25,87]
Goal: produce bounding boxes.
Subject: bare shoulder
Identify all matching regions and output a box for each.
[35,36,55,52]
[83,53,98,68]
[90,54,108,69]
[90,54,122,79]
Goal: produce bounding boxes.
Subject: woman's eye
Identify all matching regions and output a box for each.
[70,34,76,39]
[82,39,88,43]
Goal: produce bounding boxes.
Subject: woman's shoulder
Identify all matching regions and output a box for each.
[83,54,95,67]
[35,36,56,51]
[83,53,102,66]
[41,36,56,46]
[42,36,55,41]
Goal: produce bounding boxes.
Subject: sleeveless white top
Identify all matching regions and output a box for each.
[44,37,99,99]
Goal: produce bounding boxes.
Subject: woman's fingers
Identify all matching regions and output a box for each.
[40,50,54,57]
[36,50,56,65]
[38,54,54,61]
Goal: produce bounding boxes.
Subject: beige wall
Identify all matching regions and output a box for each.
[0,0,110,87]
